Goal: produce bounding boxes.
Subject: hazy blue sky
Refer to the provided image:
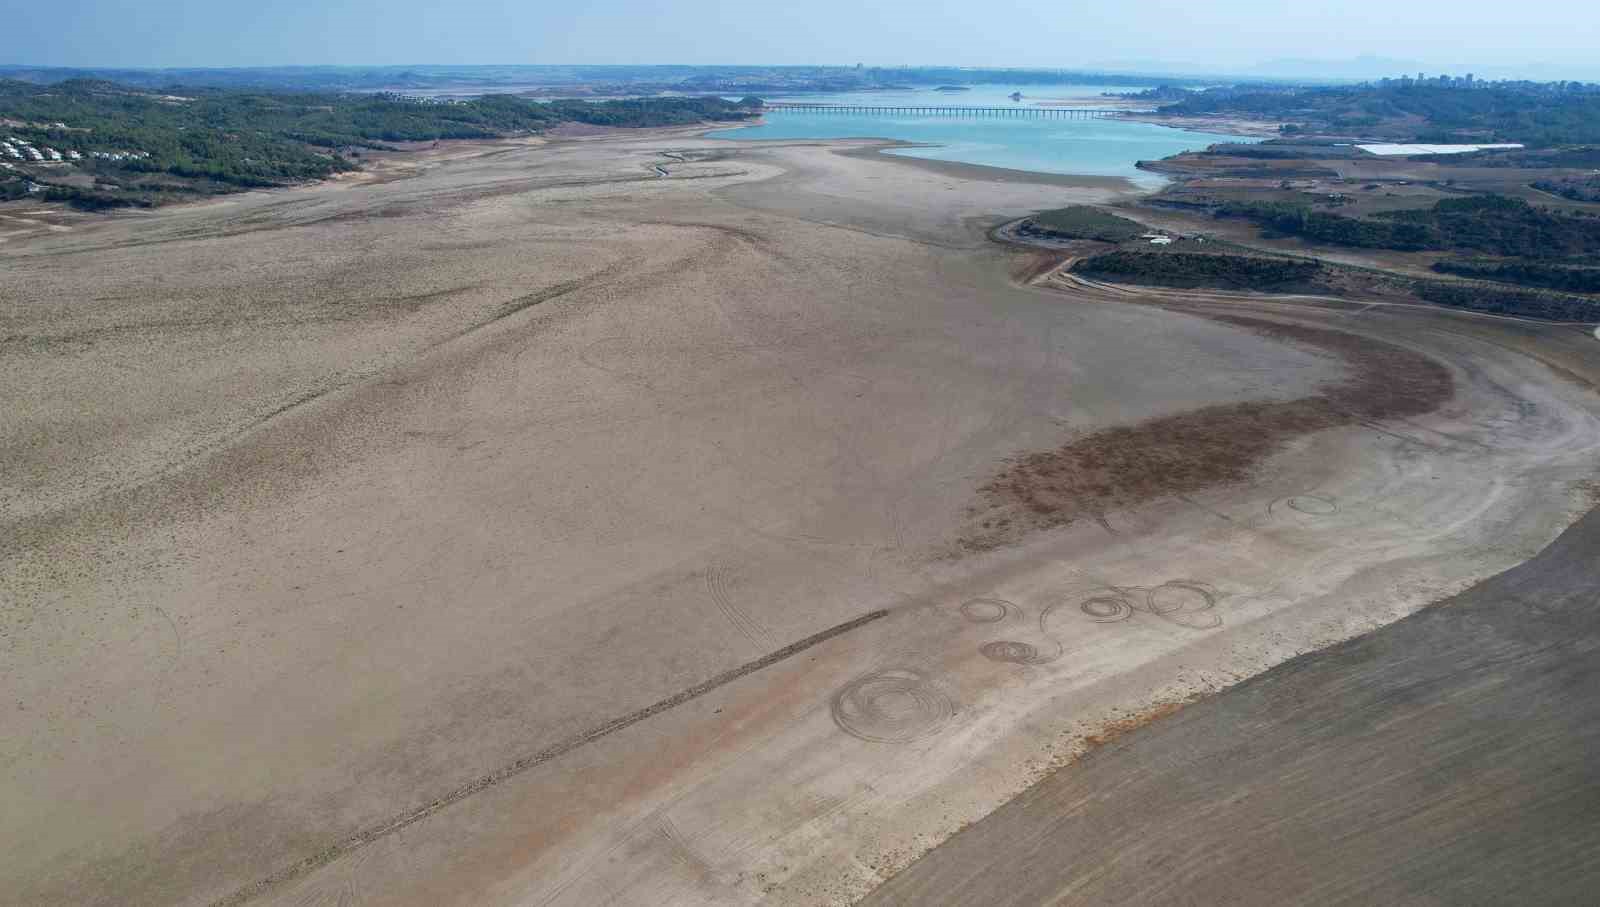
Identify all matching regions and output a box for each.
[2,0,1596,77]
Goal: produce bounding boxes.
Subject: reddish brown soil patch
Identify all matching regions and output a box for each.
[1577,479,1600,508]
[960,315,1454,551]
[1080,700,1190,752]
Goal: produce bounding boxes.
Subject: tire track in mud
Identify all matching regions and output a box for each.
[16,165,754,259]
[210,608,889,907]
[705,563,775,648]
[958,597,1019,624]
[533,715,807,907]
[0,281,478,351]
[656,815,706,874]
[885,496,909,551]
[1269,494,1339,517]
[1063,581,1225,632]
[142,603,186,708]
[978,640,1062,666]
[429,269,617,349]
[637,219,801,271]
[13,223,744,591]
[3,269,611,569]
[1176,493,1243,526]
[958,596,1066,664]
[865,510,1600,907]
[288,844,374,907]
[830,668,957,745]
[530,785,713,907]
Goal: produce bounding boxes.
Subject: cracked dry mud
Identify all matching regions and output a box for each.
[3,129,1598,907]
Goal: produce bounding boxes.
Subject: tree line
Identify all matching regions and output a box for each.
[0,79,759,208]
[1155,82,1600,146]
[1216,194,1600,258]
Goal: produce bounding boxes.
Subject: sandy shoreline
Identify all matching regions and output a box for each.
[1113,110,1286,138]
[4,128,1597,907]
[834,141,1139,191]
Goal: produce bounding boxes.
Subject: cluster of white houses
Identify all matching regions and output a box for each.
[3,137,75,162]
[89,149,149,162]
[4,135,146,165]
[4,137,48,161]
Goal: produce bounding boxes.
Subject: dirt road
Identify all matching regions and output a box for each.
[2,131,1597,906]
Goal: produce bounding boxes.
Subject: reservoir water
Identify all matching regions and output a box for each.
[706,85,1256,187]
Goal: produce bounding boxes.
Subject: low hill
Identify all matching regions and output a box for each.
[0,79,759,208]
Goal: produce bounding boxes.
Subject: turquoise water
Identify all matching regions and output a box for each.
[755,84,1148,108]
[706,85,1255,187]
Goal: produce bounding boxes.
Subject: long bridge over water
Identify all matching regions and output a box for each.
[763,103,1123,120]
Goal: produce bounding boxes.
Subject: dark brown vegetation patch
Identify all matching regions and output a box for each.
[959,316,1454,552]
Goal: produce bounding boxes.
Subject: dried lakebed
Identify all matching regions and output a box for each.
[2,132,1598,907]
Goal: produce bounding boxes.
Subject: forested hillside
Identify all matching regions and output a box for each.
[0,79,759,207]
[1146,81,1600,145]
[1214,195,1600,257]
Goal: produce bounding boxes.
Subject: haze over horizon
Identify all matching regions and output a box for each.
[2,0,1597,81]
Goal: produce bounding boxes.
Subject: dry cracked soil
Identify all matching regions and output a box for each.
[3,129,1599,907]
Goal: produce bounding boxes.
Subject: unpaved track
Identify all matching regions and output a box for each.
[2,132,1598,907]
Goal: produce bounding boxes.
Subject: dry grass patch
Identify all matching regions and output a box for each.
[960,315,1454,551]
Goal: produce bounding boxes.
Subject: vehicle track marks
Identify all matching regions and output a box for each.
[830,668,956,744]
[705,564,774,648]
[656,814,706,873]
[209,608,888,907]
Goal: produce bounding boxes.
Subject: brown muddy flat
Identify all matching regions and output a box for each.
[4,130,1598,907]
[962,316,1454,551]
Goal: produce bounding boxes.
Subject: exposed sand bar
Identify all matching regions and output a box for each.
[2,130,1597,907]
[837,141,1136,191]
[1113,111,1287,138]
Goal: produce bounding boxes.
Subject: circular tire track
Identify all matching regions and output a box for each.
[1079,594,1135,623]
[978,639,1063,665]
[1270,493,1339,517]
[959,597,1018,624]
[1287,494,1339,515]
[1073,582,1223,631]
[830,668,956,744]
[1147,581,1223,630]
